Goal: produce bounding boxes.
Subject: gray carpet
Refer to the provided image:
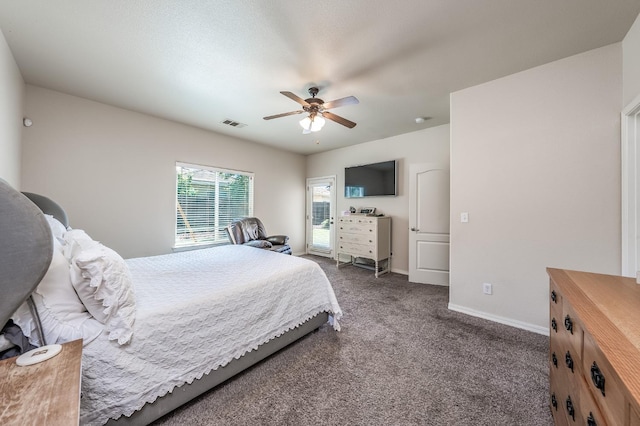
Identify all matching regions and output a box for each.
[153,255,552,426]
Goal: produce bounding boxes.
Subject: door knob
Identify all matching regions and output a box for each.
[410,227,419,232]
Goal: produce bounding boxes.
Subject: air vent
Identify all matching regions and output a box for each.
[221,119,247,128]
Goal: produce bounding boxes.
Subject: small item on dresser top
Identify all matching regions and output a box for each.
[359,207,376,215]
[16,344,62,366]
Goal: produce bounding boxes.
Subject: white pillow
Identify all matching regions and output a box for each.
[70,241,136,345]
[11,240,103,347]
[44,214,67,243]
[62,229,99,260]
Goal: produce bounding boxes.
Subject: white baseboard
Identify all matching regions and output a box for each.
[447,303,549,336]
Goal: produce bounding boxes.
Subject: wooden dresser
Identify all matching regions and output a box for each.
[336,215,391,277]
[0,339,83,425]
[547,269,640,426]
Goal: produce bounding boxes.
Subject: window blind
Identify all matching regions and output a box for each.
[175,162,254,247]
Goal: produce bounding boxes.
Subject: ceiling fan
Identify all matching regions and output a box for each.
[263,87,359,133]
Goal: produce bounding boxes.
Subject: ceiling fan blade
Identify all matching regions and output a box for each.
[322,96,359,110]
[322,111,357,128]
[280,91,310,107]
[263,110,304,120]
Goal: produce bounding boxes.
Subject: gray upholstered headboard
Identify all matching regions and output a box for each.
[0,181,54,329]
[22,191,69,228]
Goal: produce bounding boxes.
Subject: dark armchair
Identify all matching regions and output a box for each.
[225,217,292,255]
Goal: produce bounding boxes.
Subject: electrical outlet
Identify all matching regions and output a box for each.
[460,212,469,223]
[483,283,492,295]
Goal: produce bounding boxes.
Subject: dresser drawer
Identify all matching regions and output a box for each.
[550,279,563,319]
[338,232,376,245]
[578,383,606,426]
[550,336,580,385]
[338,242,375,257]
[562,392,580,424]
[337,216,377,225]
[561,303,583,361]
[550,338,561,374]
[582,331,625,426]
[549,386,568,426]
[338,223,375,234]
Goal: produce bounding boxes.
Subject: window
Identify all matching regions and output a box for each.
[175,162,254,248]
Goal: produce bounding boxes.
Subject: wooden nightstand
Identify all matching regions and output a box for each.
[0,339,82,425]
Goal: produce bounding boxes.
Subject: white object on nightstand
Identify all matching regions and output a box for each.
[16,344,62,366]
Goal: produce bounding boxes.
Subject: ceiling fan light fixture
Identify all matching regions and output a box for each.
[299,115,326,133]
[299,116,311,129]
[311,115,325,131]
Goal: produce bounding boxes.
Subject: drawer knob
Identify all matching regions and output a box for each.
[551,393,558,410]
[551,352,557,368]
[551,318,557,332]
[587,412,597,426]
[590,362,605,396]
[565,396,575,421]
[565,351,573,372]
[564,315,573,334]
[551,290,557,303]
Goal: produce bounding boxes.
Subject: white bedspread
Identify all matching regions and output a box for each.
[80,245,342,425]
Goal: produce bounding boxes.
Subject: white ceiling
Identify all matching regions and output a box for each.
[1,1,639,155]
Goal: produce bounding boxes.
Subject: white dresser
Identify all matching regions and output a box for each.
[336,215,391,277]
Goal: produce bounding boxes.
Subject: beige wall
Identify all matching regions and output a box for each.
[306,125,450,274]
[0,28,24,187]
[449,44,622,332]
[21,86,307,259]
[624,13,640,106]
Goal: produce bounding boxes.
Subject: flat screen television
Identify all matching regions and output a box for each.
[344,160,397,198]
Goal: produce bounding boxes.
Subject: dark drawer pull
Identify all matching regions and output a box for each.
[590,362,605,396]
[551,290,557,303]
[551,352,557,368]
[551,318,557,332]
[565,351,573,372]
[587,412,597,426]
[551,393,558,410]
[566,396,575,421]
[564,315,573,334]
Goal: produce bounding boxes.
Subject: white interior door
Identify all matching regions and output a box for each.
[409,163,450,285]
[306,176,336,258]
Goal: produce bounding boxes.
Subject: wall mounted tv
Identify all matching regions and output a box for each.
[345,160,397,198]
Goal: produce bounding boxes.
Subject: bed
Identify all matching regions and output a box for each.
[0,181,342,425]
